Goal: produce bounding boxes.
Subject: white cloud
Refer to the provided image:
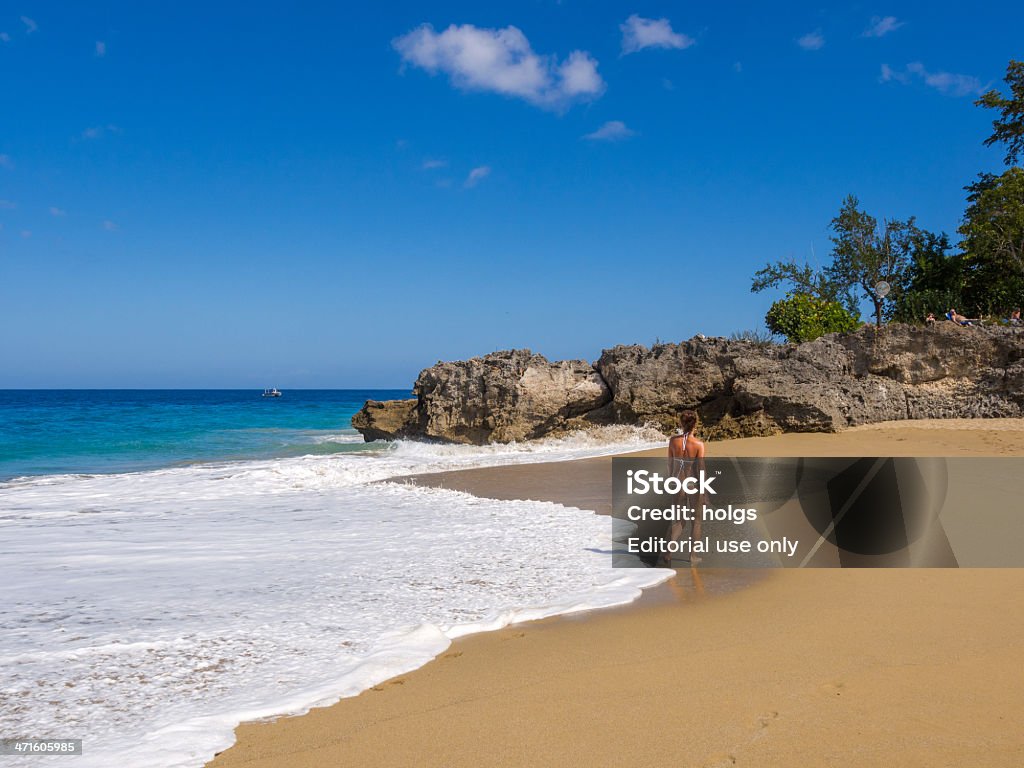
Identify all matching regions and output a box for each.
[797,30,825,50]
[907,62,982,96]
[558,50,604,97]
[0,32,10,43]
[464,165,491,188]
[882,62,982,97]
[0,199,16,209]
[49,206,66,217]
[95,40,106,57]
[583,120,636,141]
[421,158,447,170]
[863,16,904,38]
[79,123,121,140]
[0,154,11,168]
[879,63,907,84]
[393,23,604,108]
[20,16,37,34]
[102,219,119,231]
[620,15,694,54]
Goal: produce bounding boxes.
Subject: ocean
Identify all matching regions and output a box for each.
[0,390,668,767]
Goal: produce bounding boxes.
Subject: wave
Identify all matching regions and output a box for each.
[0,424,665,509]
[0,426,670,767]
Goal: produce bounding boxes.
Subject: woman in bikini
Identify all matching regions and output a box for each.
[662,409,707,566]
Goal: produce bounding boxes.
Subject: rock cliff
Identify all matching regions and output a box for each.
[351,324,1024,444]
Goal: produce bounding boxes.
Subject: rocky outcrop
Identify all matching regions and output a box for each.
[351,324,1024,444]
[413,349,610,443]
[350,399,419,442]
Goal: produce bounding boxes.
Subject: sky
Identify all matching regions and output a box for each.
[1,1,1021,388]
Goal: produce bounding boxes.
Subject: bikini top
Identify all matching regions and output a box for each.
[671,431,695,474]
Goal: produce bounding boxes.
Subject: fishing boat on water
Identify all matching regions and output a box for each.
[261,388,282,398]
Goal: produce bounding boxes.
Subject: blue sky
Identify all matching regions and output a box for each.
[1,2,1020,387]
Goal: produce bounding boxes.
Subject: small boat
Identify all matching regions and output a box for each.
[262,388,282,398]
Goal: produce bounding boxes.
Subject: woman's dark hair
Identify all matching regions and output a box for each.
[678,410,698,434]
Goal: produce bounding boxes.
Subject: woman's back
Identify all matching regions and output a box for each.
[669,431,704,477]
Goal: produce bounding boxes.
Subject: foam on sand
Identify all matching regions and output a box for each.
[0,427,669,767]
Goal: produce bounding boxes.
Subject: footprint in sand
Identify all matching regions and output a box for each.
[752,710,779,741]
[444,651,463,659]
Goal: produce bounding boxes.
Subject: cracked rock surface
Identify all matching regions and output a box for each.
[352,324,1024,444]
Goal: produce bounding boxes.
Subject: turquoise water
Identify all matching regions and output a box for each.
[0,389,410,480]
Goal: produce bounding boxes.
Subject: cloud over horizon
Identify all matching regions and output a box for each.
[620,15,694,54]
[393,23,604,109]
[881,62,983,97]
[583,120,636,141]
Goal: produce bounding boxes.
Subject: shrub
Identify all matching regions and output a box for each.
[765,293,860,343]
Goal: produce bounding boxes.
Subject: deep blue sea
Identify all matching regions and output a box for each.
[0,389,410,480]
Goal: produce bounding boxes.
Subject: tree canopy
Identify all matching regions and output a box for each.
[959,167,1024,313]
[749,59,1024,334]
[827,195,916,327]
[751,196,925,327]
[976,59,1024,167]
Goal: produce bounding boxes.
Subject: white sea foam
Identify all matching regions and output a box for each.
[0,427,669,767]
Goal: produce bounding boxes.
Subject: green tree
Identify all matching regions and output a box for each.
[764,293,860,343]
[751,260,839,304]
[976,60,1024,167]
[752,197,950,327]
[959,167,1024,314]
[892,230,966,322]
[826,195,916,327]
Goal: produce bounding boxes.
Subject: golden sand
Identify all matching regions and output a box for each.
[208,420,1024,768]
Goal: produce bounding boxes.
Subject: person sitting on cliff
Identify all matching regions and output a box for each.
[663,410,707,567]
[1010,308,1021,326]
[925,312,936,325]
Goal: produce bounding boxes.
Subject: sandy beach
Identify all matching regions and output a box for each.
[208,420,1024,767]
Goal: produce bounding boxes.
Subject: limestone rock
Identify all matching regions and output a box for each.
[413,349,611,444]
[350,399,418,442]
[351,325,1024,444]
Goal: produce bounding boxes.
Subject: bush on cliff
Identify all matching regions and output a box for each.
[765,293,860,343]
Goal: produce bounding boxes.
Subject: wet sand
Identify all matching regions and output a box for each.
[208,420,1024,767]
